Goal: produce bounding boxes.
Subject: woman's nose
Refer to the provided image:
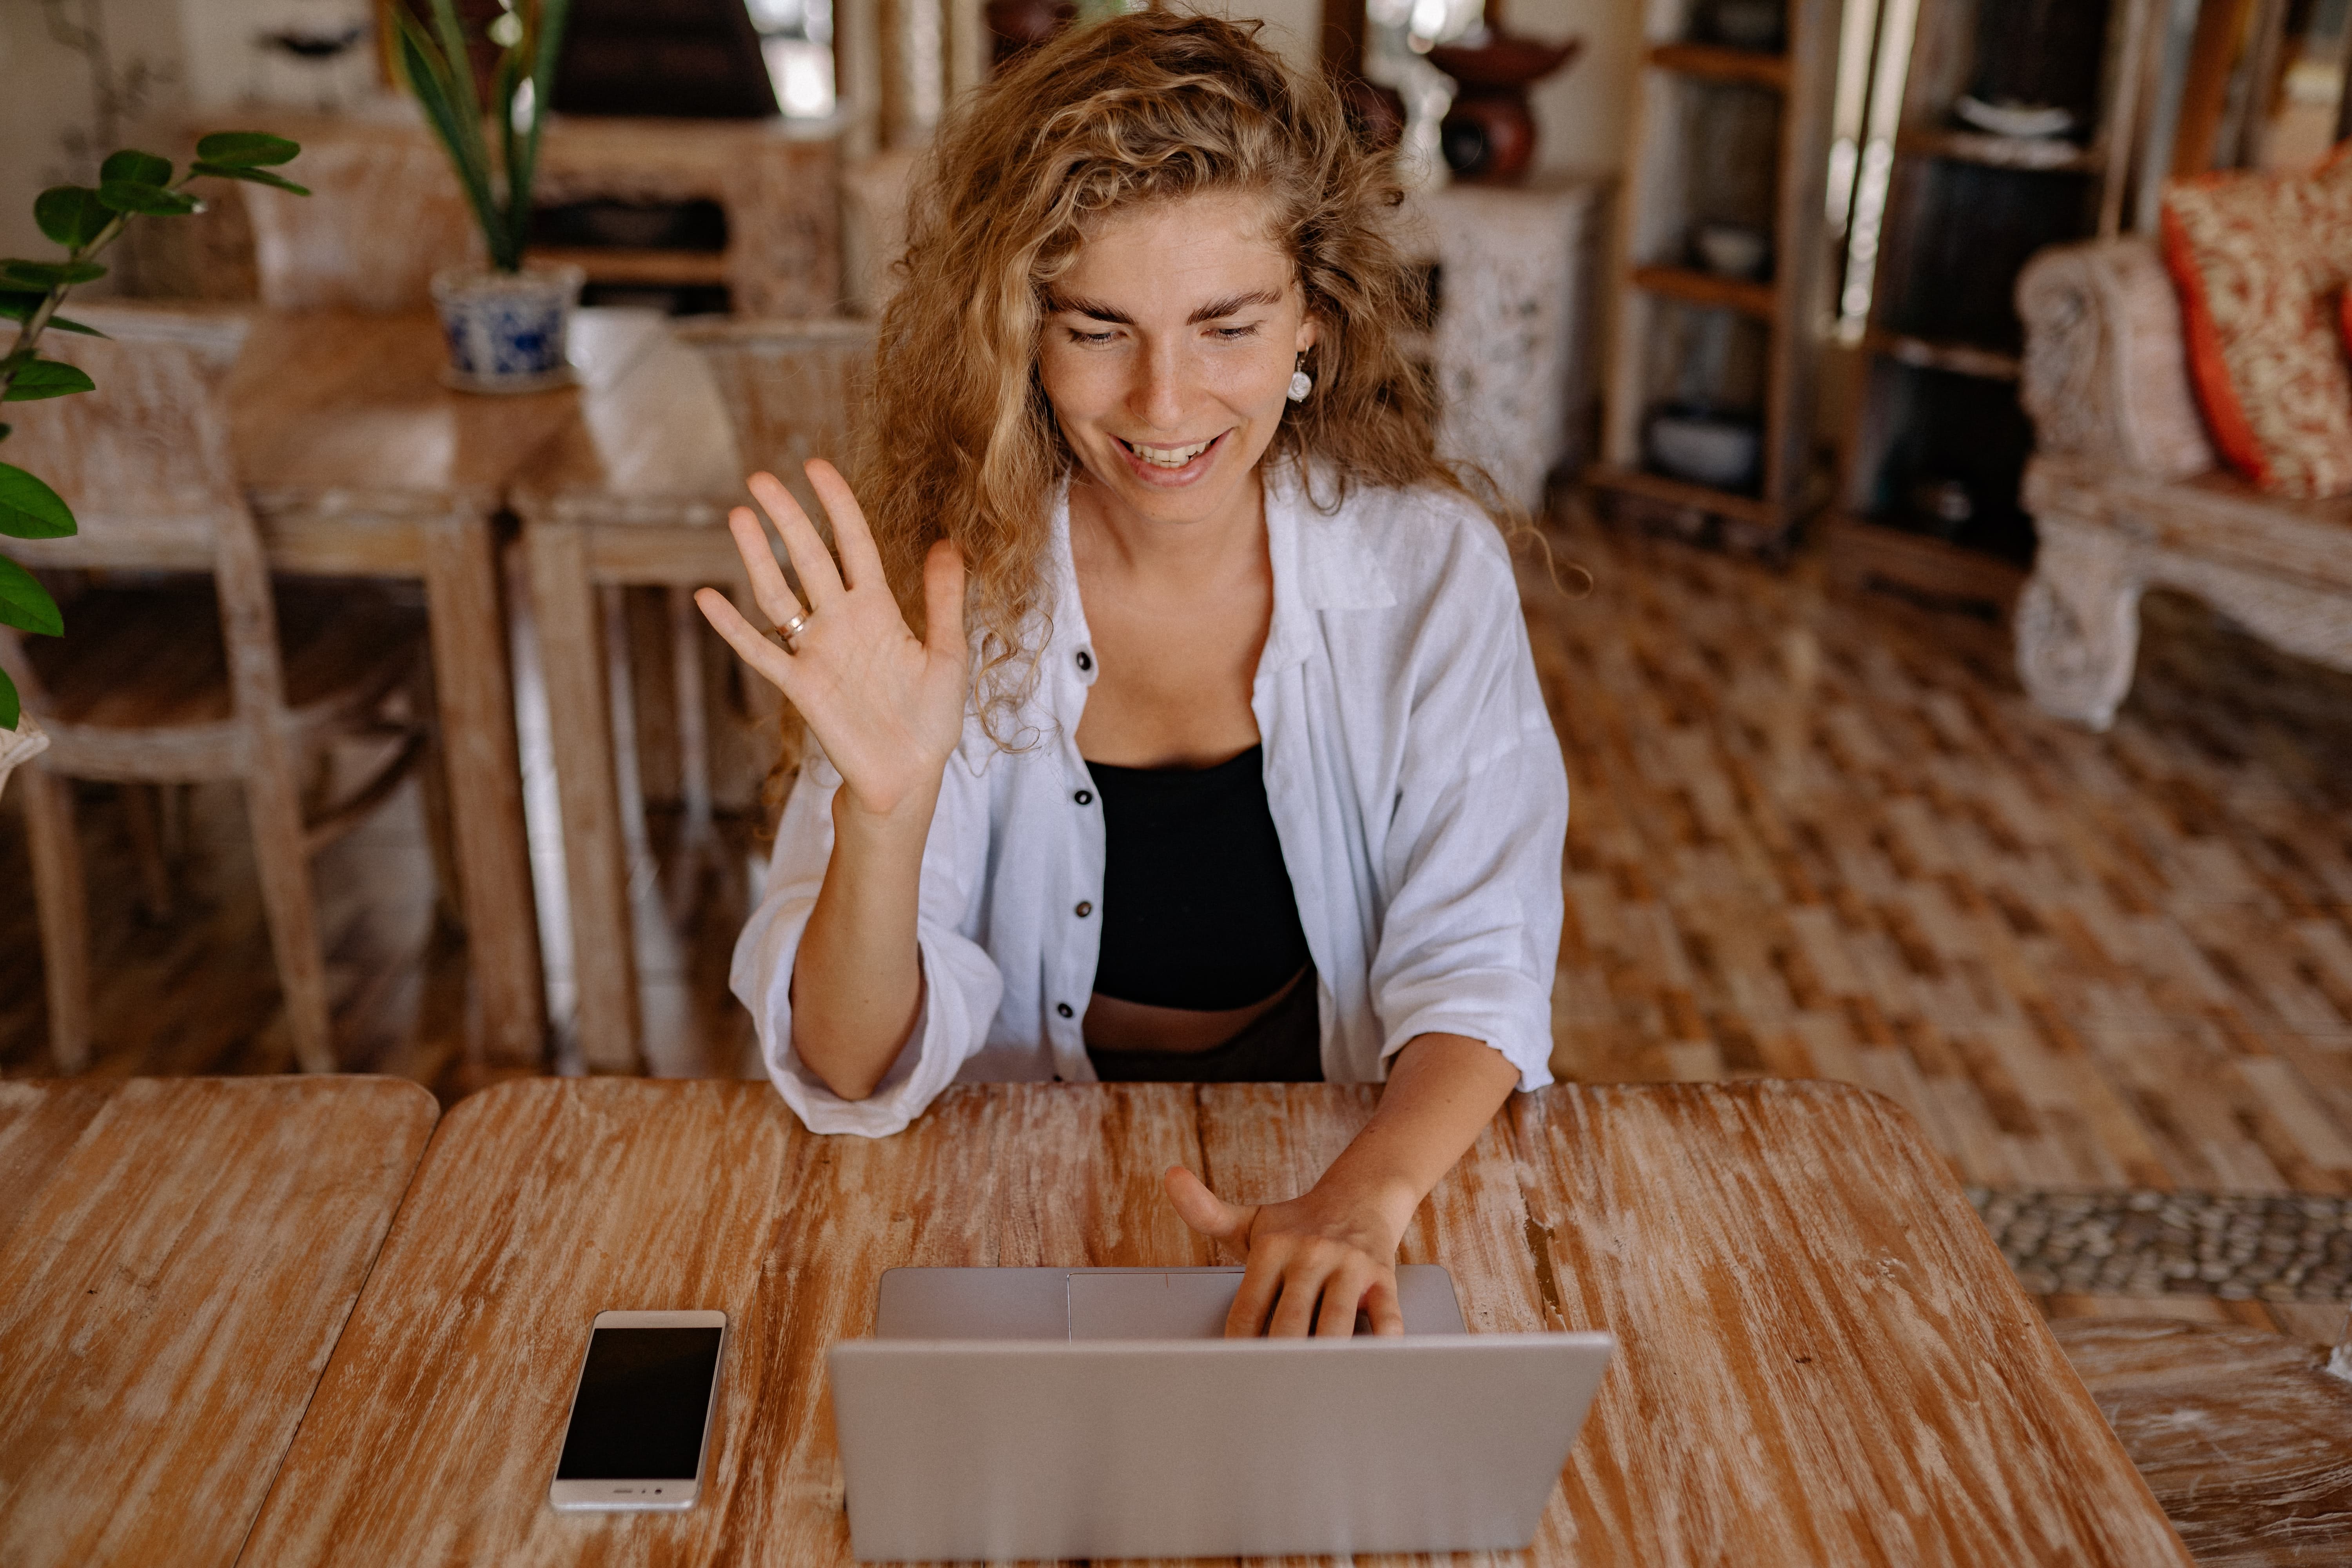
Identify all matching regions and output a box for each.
[1128,338,1191,431]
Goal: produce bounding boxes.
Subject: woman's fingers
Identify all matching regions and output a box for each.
[1361,1272,1405,1337]
[806,459,887,591]
[1225,1249,1286,1339]
[747,470,845,608]
[1164,1166,1253,1244]
[725,507,807,629]
[1312,1258,1391,1338]
[693,587,801,698]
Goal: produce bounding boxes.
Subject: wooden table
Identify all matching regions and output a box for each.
[227,307,667,1063]
[0,1076,438,1568]
[234,1078,2191,1564]
[509,335,749,1072]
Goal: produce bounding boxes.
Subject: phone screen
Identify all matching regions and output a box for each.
[555,1326,724,1481]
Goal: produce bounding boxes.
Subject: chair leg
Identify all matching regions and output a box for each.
[119,784,174,922]
[20,766,94,1073]
[412,660,465,934]
[243,746,336,1073]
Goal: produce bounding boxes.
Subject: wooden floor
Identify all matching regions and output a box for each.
[5,512,2349,1343]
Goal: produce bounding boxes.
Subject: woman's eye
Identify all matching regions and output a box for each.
[1213,324,1260,341]
[1067,328,1119,346]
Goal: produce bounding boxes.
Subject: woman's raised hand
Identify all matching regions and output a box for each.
[695,461,969,817]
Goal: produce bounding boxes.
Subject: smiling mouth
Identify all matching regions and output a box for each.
[1116,432,1227,470]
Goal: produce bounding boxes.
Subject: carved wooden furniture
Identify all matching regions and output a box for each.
[510,318,871,1072]
[0,307,441,1074]
[231,1077,2189,1564]
[1408,177,1610,515]
[1825,0,2160,610]
[1586,0,1844,552]
[169,106,841,316]
[2054,1314,2352,1566]
[2011,235,2352,728]
[0,1076,437,1568]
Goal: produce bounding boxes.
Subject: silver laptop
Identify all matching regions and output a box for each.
[827,1265,1613,1562]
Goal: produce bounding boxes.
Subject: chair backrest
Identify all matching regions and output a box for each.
[242,122,481,312]
[676,318,878,519]
[0,304,254,571]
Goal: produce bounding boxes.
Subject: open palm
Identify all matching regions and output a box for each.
[695,461,968,816]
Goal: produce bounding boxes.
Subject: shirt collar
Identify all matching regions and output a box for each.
[1039,460,1398,677]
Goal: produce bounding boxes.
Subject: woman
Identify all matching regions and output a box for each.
[698,9,1567,1338]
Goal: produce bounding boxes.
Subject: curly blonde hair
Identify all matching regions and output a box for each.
[846,7,1477,745]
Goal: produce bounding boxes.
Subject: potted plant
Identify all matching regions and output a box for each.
[0,134,309,800]
[394,0,581,394]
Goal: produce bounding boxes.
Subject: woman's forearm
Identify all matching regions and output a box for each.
[1318,1033,1523,1244]
[789,782,940,1099]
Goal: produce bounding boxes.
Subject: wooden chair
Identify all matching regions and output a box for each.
[239,118,482,311]
[2054,1314,2352,1565]
[0,305,441,1072]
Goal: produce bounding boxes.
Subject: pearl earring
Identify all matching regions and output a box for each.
[1287,351,1312,403]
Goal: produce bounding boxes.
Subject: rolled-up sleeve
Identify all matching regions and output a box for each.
[1365,542,1567,1092]
[730,747,1004,1136]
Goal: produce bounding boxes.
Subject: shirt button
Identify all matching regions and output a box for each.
[1074,901,1093,917]
[1074,789,1093,806]
[1056,1002,1074,1018]
[1075,650,1093,672]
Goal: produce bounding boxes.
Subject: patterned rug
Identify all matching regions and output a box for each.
[1970,1189,2352,1302]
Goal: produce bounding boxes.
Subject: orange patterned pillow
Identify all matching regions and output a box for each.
[2160,144,2352,498]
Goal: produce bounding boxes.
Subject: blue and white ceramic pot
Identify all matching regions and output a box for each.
[429,263,586,394]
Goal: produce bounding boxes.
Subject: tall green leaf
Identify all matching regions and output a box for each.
[193,131,300,167]
[508,0,575,270]
[0,556,64,637]
[1,361,97,402]
[0,664,20,731]
[395,15,505,261]
[34,187,111,249]
[0,463,76,540]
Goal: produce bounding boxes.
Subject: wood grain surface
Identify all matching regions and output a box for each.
[234,1078,2188,1566]
[0,1076,437,1568]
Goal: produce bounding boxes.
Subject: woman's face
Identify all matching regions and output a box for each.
[1038,191,1317,533]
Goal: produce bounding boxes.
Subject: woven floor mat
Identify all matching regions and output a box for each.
[1971,1188,2352,1301]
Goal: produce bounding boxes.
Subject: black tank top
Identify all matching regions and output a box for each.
[1085,745,1313,1009]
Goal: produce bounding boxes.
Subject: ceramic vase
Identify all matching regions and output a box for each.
[429,263,586,394]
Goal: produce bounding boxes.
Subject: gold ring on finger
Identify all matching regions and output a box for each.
[772,610,810,652]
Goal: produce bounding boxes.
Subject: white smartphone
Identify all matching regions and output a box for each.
[547,1308,728,1512]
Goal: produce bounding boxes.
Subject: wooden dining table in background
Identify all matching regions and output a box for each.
[225,307,670,1062]
[0,1076,438,1568]
[232,1076,2192,1565]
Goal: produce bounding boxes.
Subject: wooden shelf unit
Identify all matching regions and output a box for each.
[1829,0,2160,609]
[1591,0,1844,549]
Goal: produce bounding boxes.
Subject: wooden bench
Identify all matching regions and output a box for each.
[2011,237,2352,730]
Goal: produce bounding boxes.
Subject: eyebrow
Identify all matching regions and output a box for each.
[1047,287,1284,327]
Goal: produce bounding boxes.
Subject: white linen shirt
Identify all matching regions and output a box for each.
[733,466,1569,1136]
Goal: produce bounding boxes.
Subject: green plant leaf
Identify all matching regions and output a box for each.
[0,666,20,731]
[1,260,105,288]
[98,149,172,187]
[34,186,111,249]
[1,361,97,402]
[396,14,506,259]
[0,292,102,336]
[0,463,75,539]
[193,131,301,167]
[0,556,64,637]
[97,180,200,217]
[190,161,311,196]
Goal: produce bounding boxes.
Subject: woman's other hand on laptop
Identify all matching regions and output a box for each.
[1164,1165,1406,1338]
[1161,1033,1522,1338]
